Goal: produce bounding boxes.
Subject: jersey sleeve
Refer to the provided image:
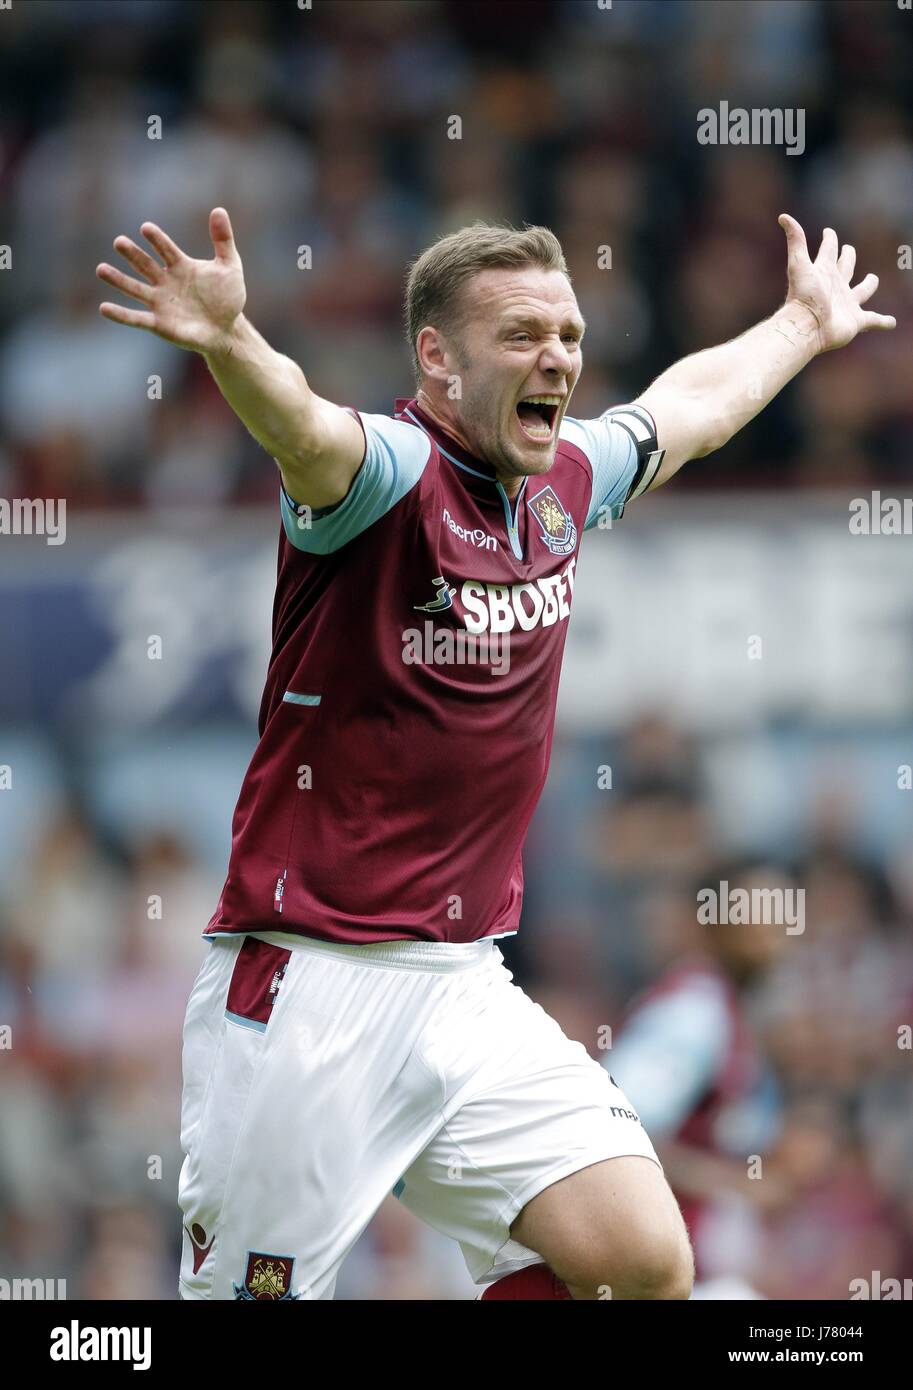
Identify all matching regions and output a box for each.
[279,410,431,555]
[602,976,731,1137]
[561,402,666,529]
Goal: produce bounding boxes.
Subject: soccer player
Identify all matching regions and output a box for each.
[97,209,894,1301]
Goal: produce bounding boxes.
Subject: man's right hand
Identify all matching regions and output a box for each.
[97,206,365,508]
[96,206,246,355]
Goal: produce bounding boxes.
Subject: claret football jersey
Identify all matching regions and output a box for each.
[205,396,663,944]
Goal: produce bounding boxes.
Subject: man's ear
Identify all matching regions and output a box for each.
[416,324,451,382]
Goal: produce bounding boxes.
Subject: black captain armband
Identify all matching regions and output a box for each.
[605,404,667,501]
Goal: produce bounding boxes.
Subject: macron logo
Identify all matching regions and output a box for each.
[442,508,499,552]
[50,1321,151,1372]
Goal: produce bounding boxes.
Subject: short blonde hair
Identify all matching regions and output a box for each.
[404,222,569,381]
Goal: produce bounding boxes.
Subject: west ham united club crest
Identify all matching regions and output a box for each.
[233,1251,300,1300]
[527,485,577,556]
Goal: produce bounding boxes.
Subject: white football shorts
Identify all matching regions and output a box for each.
[178,930,660,1300]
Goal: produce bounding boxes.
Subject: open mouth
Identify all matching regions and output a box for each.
[516,394,561,443]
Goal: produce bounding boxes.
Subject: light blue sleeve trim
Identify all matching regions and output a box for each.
[603,977,732,1137]
[561,411,639,530]
[280,412,431,554]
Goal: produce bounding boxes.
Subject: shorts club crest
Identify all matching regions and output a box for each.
[233,1252,300,1300]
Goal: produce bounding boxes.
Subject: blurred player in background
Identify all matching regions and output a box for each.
[96,205,894,1301]
[605,861,796,1299]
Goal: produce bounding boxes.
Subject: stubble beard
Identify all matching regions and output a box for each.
[465,381,556,484]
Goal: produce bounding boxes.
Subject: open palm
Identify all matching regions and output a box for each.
[96,207,246,354]
[779,213,896,353]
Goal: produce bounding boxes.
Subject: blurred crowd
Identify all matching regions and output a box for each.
[1,0,912,509]
[2,0,913,1301]
[520,716,913,1300]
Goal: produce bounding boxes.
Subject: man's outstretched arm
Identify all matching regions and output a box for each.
[96,206,364,508]
[632,214,897,489]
